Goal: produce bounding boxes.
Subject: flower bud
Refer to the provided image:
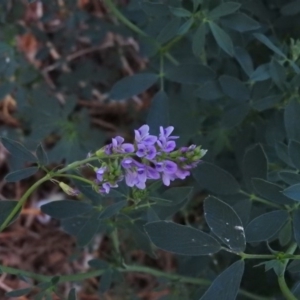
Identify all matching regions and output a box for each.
[95,147,106,157]
[59,182,79,196]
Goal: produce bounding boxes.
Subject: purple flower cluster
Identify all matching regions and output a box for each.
[95,125,206,194]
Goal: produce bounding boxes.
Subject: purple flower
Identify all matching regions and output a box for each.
[159,126,179,141]
[157,126,179,152]
[145,165,160,180]
[136,144,157,160]
[155,160,177,174]
[96,166,107,182]
[174,168,190,179]
[135,125,157,145]
[100,182,118,194]
[111,136,135,153]
[125,168,146,189]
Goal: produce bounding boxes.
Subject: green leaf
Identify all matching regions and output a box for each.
[289,140,300,169]
[99,200,127,220]
[270,59,286,89]
[99,270,112,293]
[62,216,88,237]
[250,64,270,82]
[36,144,48,166]
[77,212,101,247]
[161,186,193,206]
[275,142,293,166]
[169,7,192,17]
[200,260,244,300]
[1,137,37,163]
[253,33,286,58]
[208,2,241,20]
[5,167,39,182]
[140,2,169,17]
[252,95,281,112]
[68,288,77,300]
[204,196,246,252]
[279,171,300,185]
[195,80,223,100]
[283,184,300,201]
[72,179,103,206]
[110,73,158,100]
[41,200,93,219]
[219,75,250,101]
[242,144,267,191]
[165,63,215,84]
[145,221,221,256]
[193,0,203,11]
[293,209,300,247]
[147,91,169,135]
[209,22,234,56]
[192,22,207,57]
[221,13,260,32]
[285,100,300,142]
[193,162,240,194]
[234,47,254,77]
[245,210,289,242]
[157,18,181,44]
[6,288,32,297]
[252,178,295,205]
[178,18,194,35]
[221,103,250,128]
[281,0,300,15]
[279,221,292,246]
[0,201,20,227]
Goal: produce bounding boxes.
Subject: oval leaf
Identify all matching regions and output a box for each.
[165,64,215,85]
[242,144,267,191]
[77,212,101,247]
[208,2,241,20]
[209,22,234,56]
[68,288,77,300]
[252,178,295,205]
[1,137,37,163]
[193,162,240,194]
[289,140,300,169]
[204,196,246,252]
[253,33,286,58]
[245,210,289,242]
[110,73,158,100]
[99,200,127,220]
[285,100,300,142]
[5,167,39,182]
[293,209,300,246]
[221,13,260,32]
[200,260,244,300]
[41,200,93,219]
[283,184,300,201]
[219,75,250,101]
[36,144,48,165]
[6,288,32,297]
[192,22,207,57]
[145,221,221,256]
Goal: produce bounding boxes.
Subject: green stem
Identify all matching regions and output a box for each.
[240,253,276,260]
[278,243,298,300]
[240,190,283,209]
[103,0,180,66]
[160,54,165,91]
[0,264,271,300]
[103,0,147,37]
[54,174,94,185]
[0,175,50,232]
